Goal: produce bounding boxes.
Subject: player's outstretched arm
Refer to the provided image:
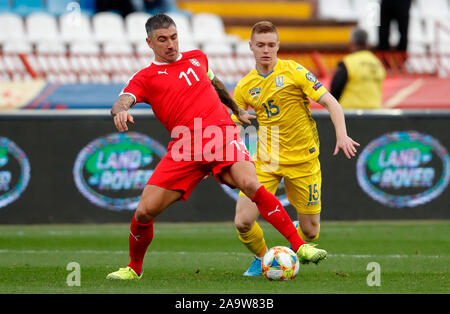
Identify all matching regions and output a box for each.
[211,76,255,124]
[111,94,135,132]
[318,92,360,159]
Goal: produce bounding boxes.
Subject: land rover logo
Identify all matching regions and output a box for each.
[0,137,30,208]
[356,131,449,208]
[73,132,166,210]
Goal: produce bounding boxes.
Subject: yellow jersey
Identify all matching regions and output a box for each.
[233,59,328,165]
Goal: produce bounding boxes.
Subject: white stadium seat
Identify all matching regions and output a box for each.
[1,42,33,80]
[235,40,255,73]
[415,0,449,18]
[318,0,356,21]
[166,12,195,47]
[92,12,126,43]
[202,42,236,82]
[0,13,27,43]
[125,11,151,43]
[103,41,140,80]
[192,13,239,44]
[2,41,33,53]
[26,12,60,43]
[59,12,93,43]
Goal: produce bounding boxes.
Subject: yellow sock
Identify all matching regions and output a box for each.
[297,224,320,242]
[236,221,267,257]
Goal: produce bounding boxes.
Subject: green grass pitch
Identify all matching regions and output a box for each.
[0,221,448,294]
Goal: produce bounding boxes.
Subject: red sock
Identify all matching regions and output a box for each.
[127,214,154,275]
[251,185,306,251]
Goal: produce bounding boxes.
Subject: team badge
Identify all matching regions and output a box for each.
[275,75,284,88]
[189,58,201,67]
[249,87,261,100]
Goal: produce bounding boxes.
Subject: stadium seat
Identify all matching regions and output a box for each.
[35,41,66,54]
[26,12,60,43]
[235,40,255,73]
[203,42,233,55]
[69,41,109,83]
[103,41,133,54]
[70,41,100,54]
[13,0,45,16]
[0,12,26,43]
[104,41,138,83]
[318,0,356,21]
[2,41,32,53]
[1,41,33,80]
[349,0,379,20]
[166,12,195,47]
[135,41,154,68]
[59,12,93,43]
[30,41,67,82]
[125,11,151,43]
[178,41,199,52]
[203,42,236,81]
[357,3,380,48]
[92,12,127,43]
[191,13,239,45]
[415,0,449,18]
[408,16,427,45]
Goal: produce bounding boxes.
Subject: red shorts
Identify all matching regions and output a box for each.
[147,125,253,201]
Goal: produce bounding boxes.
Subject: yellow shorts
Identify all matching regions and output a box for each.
[239,158,322,215]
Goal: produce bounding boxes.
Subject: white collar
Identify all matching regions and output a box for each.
[153,53,183,65]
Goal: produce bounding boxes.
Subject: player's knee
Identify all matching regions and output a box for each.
[234,218,253,233]
[303,229,319,241]
[135,208,154,223]
[238,178,260,198]
[299,224,320,241]
[135,203,161,223]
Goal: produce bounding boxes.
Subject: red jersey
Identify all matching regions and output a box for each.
[121,50,234,134]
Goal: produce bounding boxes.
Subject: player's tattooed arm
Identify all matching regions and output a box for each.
[211,76,255,124]
[211,76,240,113]
[111,94,135,117]
[111,94,135,132]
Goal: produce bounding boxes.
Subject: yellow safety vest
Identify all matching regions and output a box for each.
[339,50,386,109]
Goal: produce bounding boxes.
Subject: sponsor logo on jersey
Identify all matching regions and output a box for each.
[189,58,201,67]
[73,132,166,211]
[356,131,450,208]
[306,72,317,83]
[313,82,323,90]
[0,137,30,208]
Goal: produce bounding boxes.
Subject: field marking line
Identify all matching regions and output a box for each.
[384,78,424,108]
[0,249,444,259]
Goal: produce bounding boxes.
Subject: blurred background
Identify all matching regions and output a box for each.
[0,0,449,223]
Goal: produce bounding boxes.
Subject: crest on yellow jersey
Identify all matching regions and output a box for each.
[249,87,261,100]
[275,75,284,88]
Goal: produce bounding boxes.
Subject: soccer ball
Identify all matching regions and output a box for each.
[262,246,300,280]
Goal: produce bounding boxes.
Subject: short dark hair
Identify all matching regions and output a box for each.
[145,14,176,37]
[251,21,278,40]
[351,27,368,47]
